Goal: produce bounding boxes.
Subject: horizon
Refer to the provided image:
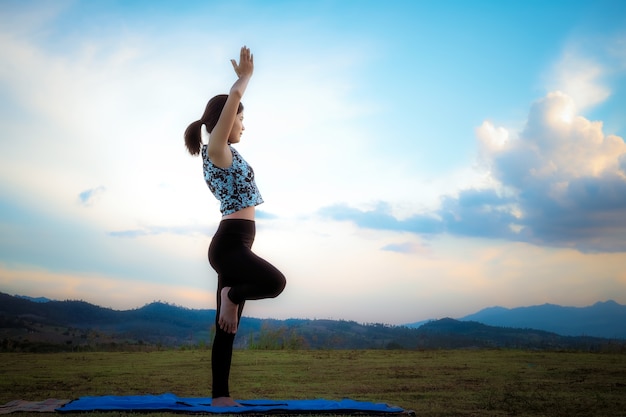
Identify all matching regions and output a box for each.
[9,292,622,325]
[1,0,626,325]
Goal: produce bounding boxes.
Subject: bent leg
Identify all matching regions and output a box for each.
[209,220,286,307]
[227,249,286,305]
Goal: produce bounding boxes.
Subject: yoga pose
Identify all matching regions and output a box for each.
[184,46,286,407]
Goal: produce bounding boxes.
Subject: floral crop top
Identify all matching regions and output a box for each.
[202,145,264,216]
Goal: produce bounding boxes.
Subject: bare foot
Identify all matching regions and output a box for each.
[211,396,241,407]
[219,287,239,334]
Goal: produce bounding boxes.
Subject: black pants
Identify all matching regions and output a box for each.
[208,219,286,398]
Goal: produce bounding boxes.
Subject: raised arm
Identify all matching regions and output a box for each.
[207,46,254,168]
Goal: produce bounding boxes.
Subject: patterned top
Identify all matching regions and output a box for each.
[202,145,264,215]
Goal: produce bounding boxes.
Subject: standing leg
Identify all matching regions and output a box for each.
[212,280,245,406]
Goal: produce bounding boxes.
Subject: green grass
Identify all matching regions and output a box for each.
[1,349,625,416]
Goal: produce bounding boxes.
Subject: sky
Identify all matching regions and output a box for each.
[1,0,626,325]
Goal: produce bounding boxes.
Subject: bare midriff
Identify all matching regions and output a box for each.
[222,206,255,221]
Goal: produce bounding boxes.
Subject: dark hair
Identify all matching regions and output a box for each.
[184,94,244,155]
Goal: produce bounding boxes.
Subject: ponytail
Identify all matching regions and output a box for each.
[184,120,204,155]
[184,94,244,156]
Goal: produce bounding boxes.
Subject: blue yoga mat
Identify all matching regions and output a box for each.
[57,393,406,414]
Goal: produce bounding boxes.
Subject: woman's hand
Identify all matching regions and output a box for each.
[230,46,254,79]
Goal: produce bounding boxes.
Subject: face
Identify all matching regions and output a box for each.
[228,112,245,144]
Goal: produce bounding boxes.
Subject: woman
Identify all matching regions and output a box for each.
[184,46,286,407]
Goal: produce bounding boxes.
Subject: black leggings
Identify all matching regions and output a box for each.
[208,219,286,398]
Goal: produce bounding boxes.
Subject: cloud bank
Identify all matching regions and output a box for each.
[320,91,626,253]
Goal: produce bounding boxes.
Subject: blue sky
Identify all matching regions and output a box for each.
[1,0,625,324]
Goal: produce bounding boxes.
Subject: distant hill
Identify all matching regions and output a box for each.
[459,301,626,339]
[16,295,51,303]
[1,293,623,352]
[405,300,626,339]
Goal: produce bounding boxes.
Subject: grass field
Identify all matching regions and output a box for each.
[1,349,625,416]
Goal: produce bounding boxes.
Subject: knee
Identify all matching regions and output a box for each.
[272,273,286,298]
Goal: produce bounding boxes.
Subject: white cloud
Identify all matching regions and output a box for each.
[491,91,626,184]
[472,90,626,251]
[550,50,610,111]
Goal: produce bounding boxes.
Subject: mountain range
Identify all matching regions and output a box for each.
[1,292,624,352]
[406,300,626,339]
